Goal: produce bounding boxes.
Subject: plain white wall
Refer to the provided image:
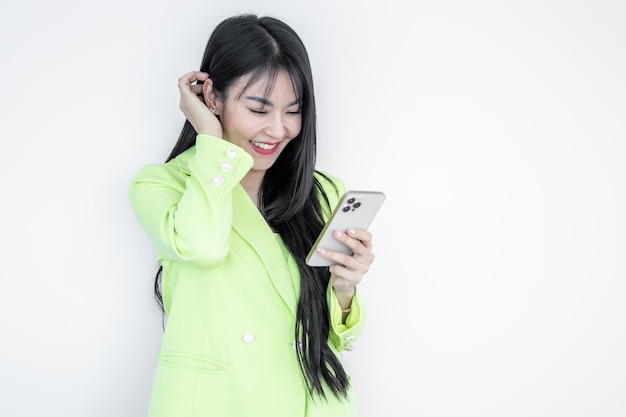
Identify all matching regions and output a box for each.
[1,0,624,416]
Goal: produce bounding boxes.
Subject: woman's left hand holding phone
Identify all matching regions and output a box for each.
[178,71,223,138]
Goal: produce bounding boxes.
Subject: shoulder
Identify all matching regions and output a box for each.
[314,170,345,194]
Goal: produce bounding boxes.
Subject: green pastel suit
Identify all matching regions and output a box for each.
[129,134,365,417]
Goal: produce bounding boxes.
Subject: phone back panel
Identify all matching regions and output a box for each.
[305,190,386,267]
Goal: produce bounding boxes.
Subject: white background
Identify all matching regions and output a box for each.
[1,0,625,416]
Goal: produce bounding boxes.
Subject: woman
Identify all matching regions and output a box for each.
[129,14,376,417]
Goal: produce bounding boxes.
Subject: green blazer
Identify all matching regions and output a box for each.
[129,135,365,417]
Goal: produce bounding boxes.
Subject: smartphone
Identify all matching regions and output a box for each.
[305,190,386,267]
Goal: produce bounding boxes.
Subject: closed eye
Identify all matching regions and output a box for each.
[249,108,300,115]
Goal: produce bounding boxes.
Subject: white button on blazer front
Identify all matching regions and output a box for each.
[242,332,255,344]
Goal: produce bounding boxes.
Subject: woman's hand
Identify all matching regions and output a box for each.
[316,228,375,309]
[177,71,223,138]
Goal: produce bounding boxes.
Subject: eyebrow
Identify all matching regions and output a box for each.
[245,96,301,107]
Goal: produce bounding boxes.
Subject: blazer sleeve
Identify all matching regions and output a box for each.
[327,284,365,352]
[128,134,253,267]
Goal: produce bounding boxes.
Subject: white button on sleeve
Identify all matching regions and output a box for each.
[345,343,356,351]
[226,149,237,159]
[213,176,224,186]
[242,332,255,344]
[220,162,232,172]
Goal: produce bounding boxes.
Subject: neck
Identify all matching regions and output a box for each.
[240,171,264,208]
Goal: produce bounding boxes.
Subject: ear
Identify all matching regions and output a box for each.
[202,79,220,115]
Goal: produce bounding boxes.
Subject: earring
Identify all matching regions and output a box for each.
[209,106,217,114]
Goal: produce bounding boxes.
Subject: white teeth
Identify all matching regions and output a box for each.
[251,141,278,150]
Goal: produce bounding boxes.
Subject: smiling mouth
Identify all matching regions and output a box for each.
[250,140,278,150]
[249,140,279,155]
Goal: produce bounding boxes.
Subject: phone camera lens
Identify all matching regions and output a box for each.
[353,202,361,208]
[347,198,356,204]
[342,206,351,212]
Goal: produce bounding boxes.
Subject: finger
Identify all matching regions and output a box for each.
[345,228,373,250]
[332,230,374,261]
[314,247,353,267]
[331,262,368,279]
[194,71,210,81]
[316,246,370,272]
[178,74,210,108]
[178,71,209,91]
[190,84,204,95]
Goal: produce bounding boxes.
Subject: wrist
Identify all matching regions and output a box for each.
[333,286,355,298]
[333,286,355,311]
[196,127,222,138]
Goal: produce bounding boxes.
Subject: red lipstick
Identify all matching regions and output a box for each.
[249,140,279,155]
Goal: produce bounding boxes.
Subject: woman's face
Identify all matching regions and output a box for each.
[218,70,302,174]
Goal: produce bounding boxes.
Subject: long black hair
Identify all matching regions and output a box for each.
[154,14,349,400]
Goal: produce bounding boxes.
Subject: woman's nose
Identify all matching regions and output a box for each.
[264,113,288,139]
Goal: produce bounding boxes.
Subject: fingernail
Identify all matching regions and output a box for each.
[333,230,342,237]
[316,247,326,254]
[347,229,356,235]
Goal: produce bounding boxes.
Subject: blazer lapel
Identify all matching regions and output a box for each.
[231,185,298,316]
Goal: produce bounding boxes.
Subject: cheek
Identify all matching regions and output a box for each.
[223,112,258,136]
[288,117,303,137]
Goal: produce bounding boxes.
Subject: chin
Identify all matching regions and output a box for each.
[250,156,275,169]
